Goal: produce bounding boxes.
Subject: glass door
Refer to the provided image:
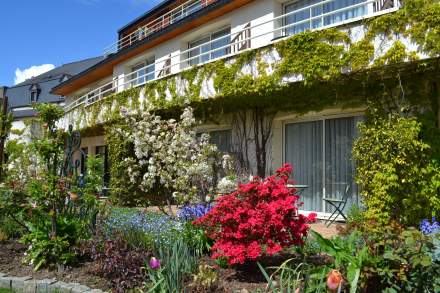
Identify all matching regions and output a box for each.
[284,116,362,213]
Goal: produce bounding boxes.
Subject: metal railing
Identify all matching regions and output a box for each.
[103,0,217,56]
[66,0,398,112]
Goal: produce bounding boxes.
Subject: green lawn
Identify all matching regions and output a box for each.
[0,289,13,293]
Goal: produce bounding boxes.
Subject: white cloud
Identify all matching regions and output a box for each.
[14,64,55,85]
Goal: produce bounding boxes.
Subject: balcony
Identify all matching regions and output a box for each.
[67,0,398,113]
[104,0,218,56]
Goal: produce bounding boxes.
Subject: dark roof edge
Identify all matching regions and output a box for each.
[7,75,67,89]
[118,0,175,34]
[59,56,103,67]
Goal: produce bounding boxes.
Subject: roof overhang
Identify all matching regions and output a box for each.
[52,0,254,96]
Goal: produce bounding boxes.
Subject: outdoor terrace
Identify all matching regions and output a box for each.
[104,0,218,56]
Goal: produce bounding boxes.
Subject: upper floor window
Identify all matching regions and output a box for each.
[29,84,40,103]
[188,27,231,66]
[283,0,368,36]
[131,57,155,86]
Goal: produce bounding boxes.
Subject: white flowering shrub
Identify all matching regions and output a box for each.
[217,175,238,195]
[123,107,235,206]
[4,139,43,190]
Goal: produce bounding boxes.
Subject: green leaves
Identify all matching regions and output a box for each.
[310,230,372,293]
[353,114,440,225]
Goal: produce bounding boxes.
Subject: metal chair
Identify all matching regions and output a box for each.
[323,184,350,227]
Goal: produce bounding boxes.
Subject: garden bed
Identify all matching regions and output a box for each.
[0,239,273,292]
[0,240,112,291]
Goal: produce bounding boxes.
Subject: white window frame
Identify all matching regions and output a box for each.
[188,26,231,66]
[282,0,370,37]
[131,56,156,86]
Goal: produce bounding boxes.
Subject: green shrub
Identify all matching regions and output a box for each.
[364,223,440,292]
[353,114,440,226]
[0,215,24,239]
[20,219,79,270]
[0,104,102,270]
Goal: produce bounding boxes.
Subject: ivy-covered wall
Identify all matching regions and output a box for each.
[60,0,440,132]
[58,0,440,206]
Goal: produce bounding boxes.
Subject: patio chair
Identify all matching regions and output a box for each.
[324,184,350,227]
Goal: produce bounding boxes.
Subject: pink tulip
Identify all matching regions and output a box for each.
[149,257,161,270]
[327,269,343,291]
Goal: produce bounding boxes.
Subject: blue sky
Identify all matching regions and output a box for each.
[0,0,162,86]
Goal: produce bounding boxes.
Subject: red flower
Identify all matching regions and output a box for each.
[194,164,316,265]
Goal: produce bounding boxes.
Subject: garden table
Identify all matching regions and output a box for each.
[287,184,308,196]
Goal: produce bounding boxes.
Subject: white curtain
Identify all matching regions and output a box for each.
[324,116,363,213]
[284,116,362,213]
[323,0,367,25]
[285,120,323,212]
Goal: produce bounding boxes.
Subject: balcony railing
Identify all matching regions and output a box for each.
[103,0,217,56]
[66,0,398,113]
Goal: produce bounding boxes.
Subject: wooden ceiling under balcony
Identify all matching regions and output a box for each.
[53,0,254,96]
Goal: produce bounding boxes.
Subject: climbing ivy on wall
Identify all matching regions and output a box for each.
[104,120,147,206]
[69,0,440,129]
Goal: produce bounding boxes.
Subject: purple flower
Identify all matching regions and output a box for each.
[149,257,161,270]
[420,217,440,235]
[177,204,213,221]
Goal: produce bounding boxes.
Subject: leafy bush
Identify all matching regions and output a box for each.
[365,223,440,292]
[22,234,74,270]
[20,216,86,270]
[83,232,151,292]
[0,212,24,239]
[304,224,440,293]
[194,164,316,265]
[0,104,102,269]
[353,114,440,225]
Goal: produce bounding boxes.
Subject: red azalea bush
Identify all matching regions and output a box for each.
[194,164,316,265]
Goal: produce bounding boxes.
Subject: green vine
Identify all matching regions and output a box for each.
[73,0,440,207]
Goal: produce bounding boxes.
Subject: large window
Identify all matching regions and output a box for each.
[284,116,363,213]
[284,0,367,36]
[131,57,155,86]
[188,27,231,66]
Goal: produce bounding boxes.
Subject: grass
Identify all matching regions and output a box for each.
[0,289,14,293]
